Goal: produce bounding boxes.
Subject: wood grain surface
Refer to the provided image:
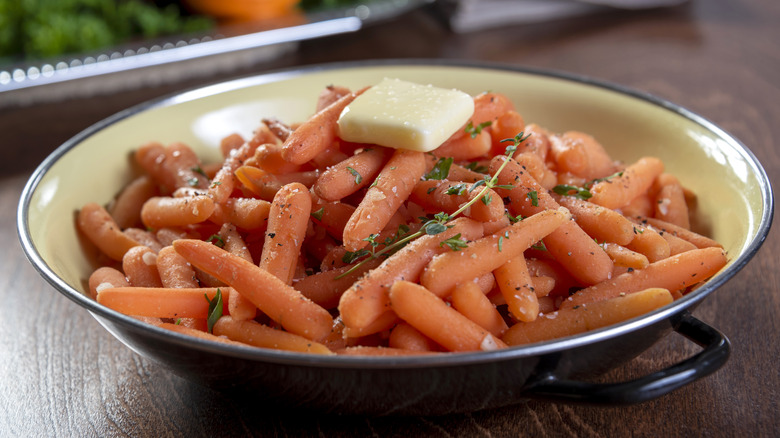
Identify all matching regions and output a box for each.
[2,0,778,436]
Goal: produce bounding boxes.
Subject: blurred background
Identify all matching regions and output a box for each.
[0,0,688,108]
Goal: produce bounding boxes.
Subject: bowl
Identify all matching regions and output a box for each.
[17,60,773,415]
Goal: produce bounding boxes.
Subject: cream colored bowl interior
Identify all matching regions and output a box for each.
[26,64,766,297]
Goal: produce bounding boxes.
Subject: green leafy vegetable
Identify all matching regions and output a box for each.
[423,157,453,181]
[204,289,223,334]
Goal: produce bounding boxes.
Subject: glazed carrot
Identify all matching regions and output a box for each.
[213,316,334,355]
[210,125,276,203]
[262,118,293,142]
[221,222,258,319]
[560,247,728,309]
[451,281,509,336]
[553,195,636,246]
[159,322,246,346]
[310,202,355,241]
[619,193,654,218]
[491,156,614,285]
[636,217,722,249]
[281,90,362,165]
[589,157,664,209]
[97,286,229,318]
[525,258,580,297]
[421,207,570,297]
[389,281,507,352]
[423,154,487,183]
[489,110,525,156]
[173,239,333,341]
[155,227,192,247]
[342,149,426,251]
[312,146,391,201]
[109,175,158,229]
[435,130,492,161]
[293,258,382,309]
[515,123,551,161]
[335,346,439,356]
[122,245,163,288]
[338,217,484,330]
[141,195,215,229]
[388,322,439,352]
[258,183,311,285]
[123,228,163,253]
[600,242,650,270]
[245,143,301,175]
[209,197,271,231]
[471,92,515,127]
[135,142,209,193]
[625,223,671,263]
[493,255,539,322]
[88,266,130,300]
[410,180,504,223]
[549,131,617,180]
[156,246,199,288]
[512,152,557,190]
[316,84,352,112]
[219,133,245,158]
[78,202,140,261]
[653,174,691,229]
[503,288,674,345]
[341,310,399,338]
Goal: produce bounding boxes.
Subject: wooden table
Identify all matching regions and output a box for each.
[2,0,778,435]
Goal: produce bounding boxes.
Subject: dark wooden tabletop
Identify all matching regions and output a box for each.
[2,0,778,436]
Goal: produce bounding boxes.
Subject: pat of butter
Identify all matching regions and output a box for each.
[336,78,475,152]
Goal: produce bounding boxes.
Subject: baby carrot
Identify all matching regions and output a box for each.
[122,245,163,288]
[338,217,484,330]
[342,148,426,251]
[293,258,382,309]
[109,175,158,229]
[281,90,362,165]
[88,266,130,300]
[97,286,230,319]
[435,129,492,161]
[258,182,311,285]
[554,194,635,246]
[173,239,333,341]
[213,316,334,355]
[312,146,391,202]
[503,288,674,346]
[410,180,504,223]
[141,195,215,229]
[600,243,650,270]
[78,202,140,261]
[638,216,723,249]
[160,322,246,346]
[420,207,570,297]
[489,110,525,156]
[589,157,664,209]
[493,255,539,322]
[335,346,439,356]
[156,246,199,288]
[560,246,728,309]
[389,281,507,352]
[491,156,614,285]
[388,322,440,352]
[549,131,617,180]
[451,281,509,336]
[208,197,271,231]
[625,223,671,263]
[653,173,691,229]
[219,133,245,158]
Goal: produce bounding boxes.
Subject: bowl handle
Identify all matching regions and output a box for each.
[524,312,730,404]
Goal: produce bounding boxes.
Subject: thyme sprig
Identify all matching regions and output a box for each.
[334,131,529,280]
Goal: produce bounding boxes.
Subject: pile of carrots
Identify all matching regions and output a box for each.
[77,83,727,356]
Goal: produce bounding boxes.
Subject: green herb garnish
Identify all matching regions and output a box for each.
[204,289,223,334]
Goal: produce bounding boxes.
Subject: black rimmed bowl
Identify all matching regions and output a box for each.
[17,60,773,415]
